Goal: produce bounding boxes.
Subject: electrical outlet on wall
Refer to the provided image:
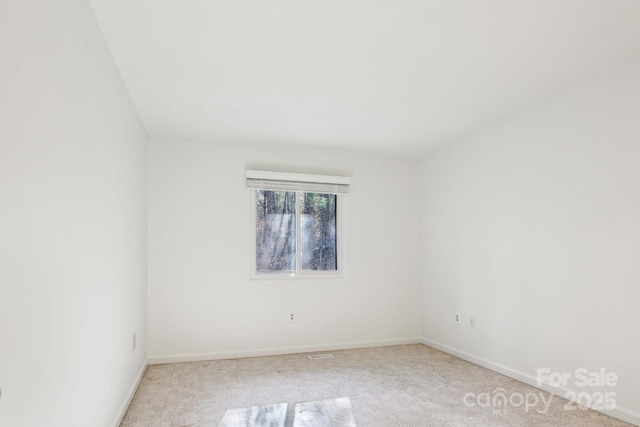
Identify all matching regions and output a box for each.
[469,316,476,328]
[455,313,461,324]
[289,313,295,322]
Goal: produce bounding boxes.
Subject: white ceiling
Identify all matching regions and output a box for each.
[90,0,640,156]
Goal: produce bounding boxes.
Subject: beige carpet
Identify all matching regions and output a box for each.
[120,344,632,427]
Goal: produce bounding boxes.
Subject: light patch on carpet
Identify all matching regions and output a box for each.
[219,402,287,427]
[293,397,356,427]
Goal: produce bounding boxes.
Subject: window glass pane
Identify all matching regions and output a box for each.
[256,190,296,272]
[300,193,337,271]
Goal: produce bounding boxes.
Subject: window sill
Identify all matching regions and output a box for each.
[250,272,344,280]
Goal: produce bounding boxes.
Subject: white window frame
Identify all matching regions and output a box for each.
[247,170,349,280]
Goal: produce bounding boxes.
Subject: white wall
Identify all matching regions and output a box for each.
[0,1,147,426]
[147,137,423,361]
[420,61,640,423]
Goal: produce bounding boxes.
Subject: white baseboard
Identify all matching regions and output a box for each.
[113,360,148,427]
[421,338,639,427]
[147,337,422,365]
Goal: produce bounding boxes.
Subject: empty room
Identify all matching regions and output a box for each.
[1,0,639,426]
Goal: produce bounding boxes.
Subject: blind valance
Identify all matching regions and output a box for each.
[246,170,350,195]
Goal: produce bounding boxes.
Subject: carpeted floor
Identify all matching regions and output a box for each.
[120,344,632,426]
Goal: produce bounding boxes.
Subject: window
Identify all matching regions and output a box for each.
[247,170,350,277]
[255,190,337,273]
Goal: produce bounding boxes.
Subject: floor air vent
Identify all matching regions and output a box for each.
[308,353,334,360]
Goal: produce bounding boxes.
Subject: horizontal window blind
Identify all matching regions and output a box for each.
[246,170,350,194]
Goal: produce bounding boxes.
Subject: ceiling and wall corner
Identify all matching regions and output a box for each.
[89,0,640,157]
